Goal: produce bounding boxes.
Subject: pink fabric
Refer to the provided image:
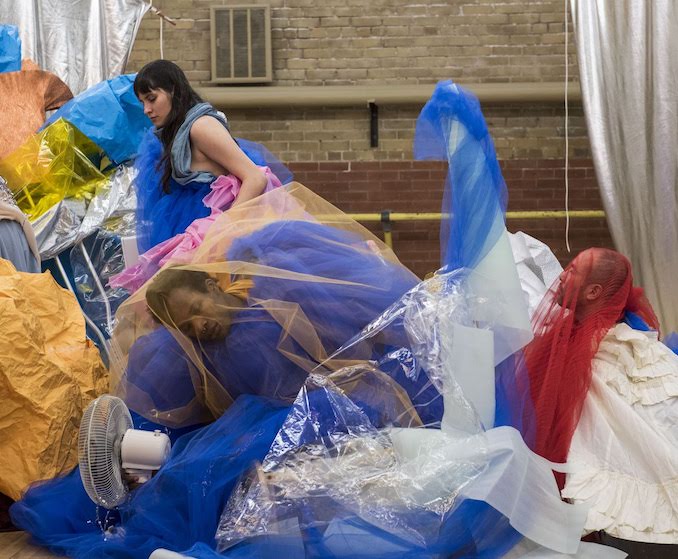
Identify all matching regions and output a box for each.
[110,167,282,293]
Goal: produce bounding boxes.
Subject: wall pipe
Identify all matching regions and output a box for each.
[342,209,606,249]
[346,209,604,222]
[196,82,582,109]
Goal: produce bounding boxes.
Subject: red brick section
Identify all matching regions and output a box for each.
[288,159,614,279]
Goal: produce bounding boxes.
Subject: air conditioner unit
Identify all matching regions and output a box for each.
[210,4,272,84]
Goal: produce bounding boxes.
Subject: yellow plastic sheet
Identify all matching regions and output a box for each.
[0,118,110,221]
[0,259,108,500]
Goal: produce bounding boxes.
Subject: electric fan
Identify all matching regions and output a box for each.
[78,394,172,508]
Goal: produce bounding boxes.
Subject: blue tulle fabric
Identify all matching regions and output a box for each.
[134,128,294,254]
[414,80,507,271]
[125,220,420,414]
[14,82,527,558]
[624,311,678,355]
[10,396,289,559]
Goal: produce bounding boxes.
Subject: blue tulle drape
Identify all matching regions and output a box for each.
[414,80,507,271]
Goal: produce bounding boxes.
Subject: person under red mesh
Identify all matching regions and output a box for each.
[523,247,658,471]
[520,248,678,550]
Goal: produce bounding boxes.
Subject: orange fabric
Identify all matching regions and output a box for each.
[217,276,254,301]
[0,67,72,160]
[0,259,108,500]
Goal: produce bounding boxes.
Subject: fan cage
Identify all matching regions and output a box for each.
[78,395,133,509]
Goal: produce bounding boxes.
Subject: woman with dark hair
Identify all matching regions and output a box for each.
[112,60,289,292]
[134,59,267,205]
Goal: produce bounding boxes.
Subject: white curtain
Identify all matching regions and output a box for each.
[0,0,149,95]
[571,0,678,332]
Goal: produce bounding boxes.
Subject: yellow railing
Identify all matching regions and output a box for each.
[345,210,606,248]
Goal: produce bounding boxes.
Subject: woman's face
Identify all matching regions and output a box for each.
[138,88,172,128]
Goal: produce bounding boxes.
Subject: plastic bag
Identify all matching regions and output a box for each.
[0,118,109,220]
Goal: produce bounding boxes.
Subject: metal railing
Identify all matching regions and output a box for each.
[347,209,606,248]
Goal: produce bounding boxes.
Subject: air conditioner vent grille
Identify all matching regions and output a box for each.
[211,5,272,84]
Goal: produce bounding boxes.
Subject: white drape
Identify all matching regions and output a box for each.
[570,0,678,332]
[0,0,149,95]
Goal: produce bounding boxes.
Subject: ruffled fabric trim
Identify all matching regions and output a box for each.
[563,323,678,543]
[563,465,678,544]
[594,323,678,406]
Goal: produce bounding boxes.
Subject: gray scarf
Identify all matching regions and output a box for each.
[168,102,229,186]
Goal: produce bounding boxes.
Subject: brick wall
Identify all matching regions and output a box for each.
[128,0,577,85]
[127,0,611,275]
[226,103,590,162]
[290,159,611,278]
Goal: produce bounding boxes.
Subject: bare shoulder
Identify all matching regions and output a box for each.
[190,115,231,142]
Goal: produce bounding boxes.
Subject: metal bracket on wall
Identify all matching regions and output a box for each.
[380,209,393,248]
[368,101,378,148]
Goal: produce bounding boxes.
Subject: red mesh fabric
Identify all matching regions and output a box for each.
[522,248,658,487]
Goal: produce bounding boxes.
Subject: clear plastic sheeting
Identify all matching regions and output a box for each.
[215,264,587,556]
[217,372,488,552]
[71,230,131,338]
[329,269,487,433]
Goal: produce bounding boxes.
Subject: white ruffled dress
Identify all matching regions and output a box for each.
[562,322,678,544]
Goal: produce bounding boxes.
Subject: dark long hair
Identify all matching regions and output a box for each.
[134,60,203,193]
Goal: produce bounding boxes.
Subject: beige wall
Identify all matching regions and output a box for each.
[222,103,589,163]
[127,1,585,162]
[128,0,577,85]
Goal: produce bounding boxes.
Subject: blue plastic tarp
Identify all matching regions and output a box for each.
[43,74,152,165]
[0,24,21,73]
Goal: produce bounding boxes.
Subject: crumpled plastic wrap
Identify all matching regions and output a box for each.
[70,229,132,339]
[0,118,109,221]
[216,267,587,556]
[43,74,152,165]
[0,24,21,73]
[0,259,108,501]
[215,270,484,549]
[12,153,136,261]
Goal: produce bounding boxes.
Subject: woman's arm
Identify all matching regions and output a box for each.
[190,115,267,207]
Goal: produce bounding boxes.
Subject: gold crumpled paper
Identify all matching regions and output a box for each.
[0,259,108,500]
